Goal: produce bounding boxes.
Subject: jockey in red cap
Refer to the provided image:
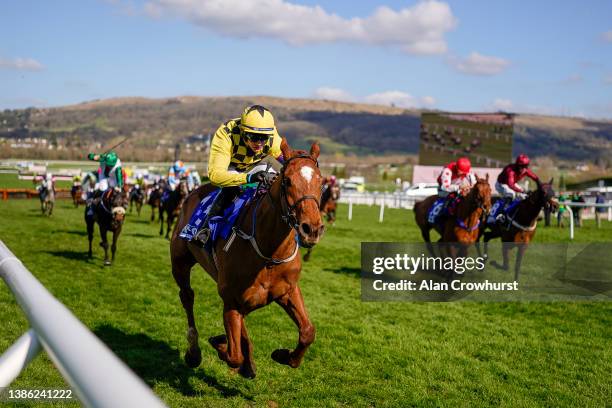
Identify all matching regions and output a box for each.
[496,154,539,200]
[437,157,476,198]
[436,157,476,216]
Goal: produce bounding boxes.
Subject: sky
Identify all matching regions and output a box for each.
[1,0,611,119]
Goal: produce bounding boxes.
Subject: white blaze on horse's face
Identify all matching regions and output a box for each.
[300,166,314,184]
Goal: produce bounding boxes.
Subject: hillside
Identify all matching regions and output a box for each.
[1,96,611,164]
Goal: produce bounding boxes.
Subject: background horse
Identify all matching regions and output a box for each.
[480,178,555,279]
[414,175,491,251]
[321,184,340,224]
[170,139,324,379]
[303,183,339,262]
[129,184,146,216]
[147,184,162,222]
[85,188,128,266]
[39,185,55,216]
[160,178,189,239]
[71,184,82,208]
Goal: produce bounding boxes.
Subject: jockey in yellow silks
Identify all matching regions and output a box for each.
[193,105,284,245]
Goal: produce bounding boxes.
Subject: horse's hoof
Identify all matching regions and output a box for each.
[208,334,227,350]
[271,348,296,367]
[184,347,202,368]
[490,261,508,271]
[104,261,112,266]
[238,364,257,379]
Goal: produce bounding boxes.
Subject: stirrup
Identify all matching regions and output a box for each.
[193,227,211,246]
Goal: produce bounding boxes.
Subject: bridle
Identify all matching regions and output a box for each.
[278,153,321,231]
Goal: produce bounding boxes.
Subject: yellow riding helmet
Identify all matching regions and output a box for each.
[240,105,275,135]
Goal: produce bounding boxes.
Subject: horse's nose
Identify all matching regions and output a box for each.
[299,222,325,242]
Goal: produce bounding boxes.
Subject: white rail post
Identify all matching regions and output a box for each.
[348,198,353,221]
[566,205,574,240]
[0,329,41,387]
[379,196,385,223]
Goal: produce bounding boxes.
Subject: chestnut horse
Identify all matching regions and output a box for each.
[129,184,146,216]
[480,178,555,279]
[71,184,82,208]
[170,140,324,379]
[414,175,491,259]
[85,188,128,266]
[147,185,162,222]
[160,178,189,239]
[321,184,340,225]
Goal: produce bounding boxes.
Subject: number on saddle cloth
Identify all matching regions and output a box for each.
[178,186,258,250]
[427,197,447,225]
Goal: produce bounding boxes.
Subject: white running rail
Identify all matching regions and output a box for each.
[0,240,167,408]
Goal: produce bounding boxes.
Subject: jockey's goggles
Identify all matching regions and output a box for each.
[243,132,271,143]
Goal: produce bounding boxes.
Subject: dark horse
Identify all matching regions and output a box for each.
[414,175,491,262]
[479,178,555,279]
[170,139,324,379]
[147,185,162,222]
[71,184,82,208]
[129,185,146,216]
[159,178,189,239]
[85,188,128,266]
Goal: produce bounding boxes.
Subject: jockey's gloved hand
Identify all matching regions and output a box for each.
[247,170,275,185]
[518,192,528,200]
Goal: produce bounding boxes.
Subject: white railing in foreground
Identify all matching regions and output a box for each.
[0,241,167,408]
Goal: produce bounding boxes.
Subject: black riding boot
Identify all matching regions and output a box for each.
[193,187,239,246]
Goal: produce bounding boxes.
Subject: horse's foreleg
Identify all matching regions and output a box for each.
[237,321,256,379]
[172,256,201,368]
[214,308,244,369]
[514,243,527,281]
[111,227,120,263]
[165,214,173,240]
[86,219,94,258]
[100,227,110,266]
[159,208,164,235]
[273,285,315,368]
[303,248,312,262]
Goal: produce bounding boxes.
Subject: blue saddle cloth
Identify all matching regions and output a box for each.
[487,198,522,225]
[427,197,447,225]
[178,187,257,251]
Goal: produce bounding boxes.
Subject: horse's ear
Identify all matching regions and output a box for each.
[280,137,294,160]
[486,173,489,181]
[549,177,554,185]
[310,141,320,160]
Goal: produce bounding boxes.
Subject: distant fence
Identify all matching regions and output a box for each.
[0,241,167,407]
[1,188,72,200]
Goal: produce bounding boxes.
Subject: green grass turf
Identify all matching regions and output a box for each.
[0,199,610,407]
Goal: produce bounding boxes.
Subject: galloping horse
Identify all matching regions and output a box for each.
[129,184,146,216]
[321,183,340,224]
[71,184,82,208]
[303,182,340,262]
[160,178,189,239]
[147,185,162,222]
[170,140,324,379]
[85,188,128,266]
[414,175,491,258]
[39,185,55,216]
[480,178,555,279]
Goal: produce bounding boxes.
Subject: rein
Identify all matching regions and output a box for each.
[223,153,320,265]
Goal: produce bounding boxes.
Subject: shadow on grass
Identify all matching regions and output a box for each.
[326,266,361,277]
[55,229,88,237]
[127,233,157,239]
[94,324,250,400]
[45,250,91,261]
[128,218,152,224]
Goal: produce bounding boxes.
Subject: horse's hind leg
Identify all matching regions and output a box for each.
[159,208,164,235]
[303,248,312,262]
[111,227,120,263]
[171,250,201,367]
[273,285,315,368]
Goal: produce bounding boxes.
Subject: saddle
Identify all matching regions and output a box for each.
[179,186,259,252]
[487,197,522,226]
